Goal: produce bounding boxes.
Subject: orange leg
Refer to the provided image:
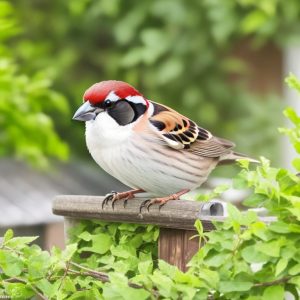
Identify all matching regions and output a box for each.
[139,189,190,213]
[102,189,144,209]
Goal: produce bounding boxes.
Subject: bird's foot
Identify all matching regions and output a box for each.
[102,189,144,209]
[139,189,189,213]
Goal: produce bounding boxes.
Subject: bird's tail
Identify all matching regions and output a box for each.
[218,151,259,165]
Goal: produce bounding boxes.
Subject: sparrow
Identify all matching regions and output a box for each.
[73,80,254,211]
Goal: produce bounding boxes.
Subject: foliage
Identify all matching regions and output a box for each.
[190,157,300,299]
[0,222,159,300]
[280,74,300,171]
[0,77,300,298]
[11,0,299,161]
[0,1,69,167]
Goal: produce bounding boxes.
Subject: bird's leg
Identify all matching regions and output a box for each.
[102,189,144,209]
[139,189,190,213]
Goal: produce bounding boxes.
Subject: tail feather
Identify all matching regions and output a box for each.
[218,151,259,165]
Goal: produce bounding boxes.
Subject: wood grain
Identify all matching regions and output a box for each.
[159,228,200,271]
[53,195,275,231]
[53,195,222,231]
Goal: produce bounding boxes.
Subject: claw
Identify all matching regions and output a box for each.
[158,202,167,211]
[139,199,151,213]
[102,189,144,209]
[146,201,154,212]
[139,198,161,213]
[102,191,117,209]
[111,197,118,210]
[123,196,130,208]
[111,193,120,210]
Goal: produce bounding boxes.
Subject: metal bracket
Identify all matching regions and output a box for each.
[198,200,227,217]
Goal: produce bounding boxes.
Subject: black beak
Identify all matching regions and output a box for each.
[73,101,100,122]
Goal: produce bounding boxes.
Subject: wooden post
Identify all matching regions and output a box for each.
[159,228,200,272]
[52,195,274,271]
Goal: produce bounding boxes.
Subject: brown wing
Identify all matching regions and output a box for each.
[188,137,235,158]
[149,102,235,157]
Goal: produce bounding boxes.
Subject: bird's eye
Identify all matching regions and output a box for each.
[104,99,113,108]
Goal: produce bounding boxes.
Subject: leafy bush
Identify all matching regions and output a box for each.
[0,75,299,299]
[0,223,159,299]
[0,1,69,167]
[12,0,300,160]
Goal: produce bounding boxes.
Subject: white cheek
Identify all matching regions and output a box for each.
[86,112,133,148]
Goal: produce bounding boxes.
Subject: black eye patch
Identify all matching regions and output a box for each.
[107,100,135,126]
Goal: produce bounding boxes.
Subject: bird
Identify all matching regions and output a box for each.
[73,80,255,211]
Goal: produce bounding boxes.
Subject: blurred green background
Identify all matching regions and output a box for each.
[2,0,300,171]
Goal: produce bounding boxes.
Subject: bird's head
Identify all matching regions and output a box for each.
[73,80,149,125]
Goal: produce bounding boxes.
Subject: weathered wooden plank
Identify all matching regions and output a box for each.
[53,195,275,230]
[53,195,276,271]
[53,195,225,231]
[159,228,200,272]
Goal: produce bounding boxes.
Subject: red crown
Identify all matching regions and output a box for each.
[83,80,142,105]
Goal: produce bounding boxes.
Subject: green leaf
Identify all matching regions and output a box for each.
[241,245,269,263]
[27,251,51,280]
[78,231,92,241]
[118,223,140,232]
[150,270,176,299]
[227,203,242,222]
[197,184,230,202]
[288,263,300,276]
[4,283,34,300]
[63,243,78,261]
[35,279,60,299]
[275,258,288,276]
[110,244,136,258]
[103,282,150,300]
[276,168,299,191]
[292,157,300,170]
[288,224,300,233]
[205,252,230,267]
[138,260,153,275]
[194,219,204,235]
[268,221,290,233]
[237,159,250,169]
[219,281,253,293]
[251,222,272,241]
[3,229,14,244]
[243,194,267,207]
[289,276,300,287]
[0,250,24,277]
[174,271,202,287]
[5,236,39,249]
[62,276,77,293]
[285,73,300,93]
[256,240,282,257]
[175,283,198,299]
[214,184,230,194]
[80,233,112,254]
[197,268,219,289]
[262,285,284,300]
[281,246,297,261]
[158,260,177,278]
[283,107,300,125]
[103,272,150,300]
[287,207,300,221]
